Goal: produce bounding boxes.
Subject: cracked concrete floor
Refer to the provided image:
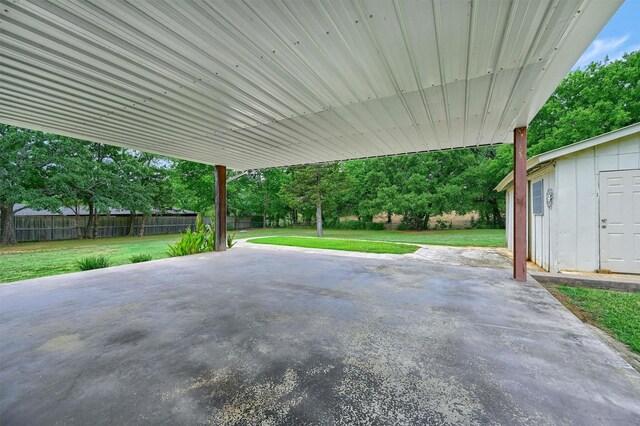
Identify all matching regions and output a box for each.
[1,245,639,425]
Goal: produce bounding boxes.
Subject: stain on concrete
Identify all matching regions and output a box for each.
[105,329,148,346]
[118,303,141,313]
[38,334,83,353]
[412,246,513,270]
[164,367,306,425]
[164,354,488,425]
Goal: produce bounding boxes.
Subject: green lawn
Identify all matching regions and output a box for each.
[248,236,420,254]
[0,234,180,283]
[556,286,640,354]
[0,228,503,284]
[238,228,505,247]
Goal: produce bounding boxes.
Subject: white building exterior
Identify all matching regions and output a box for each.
[496,124,640,274]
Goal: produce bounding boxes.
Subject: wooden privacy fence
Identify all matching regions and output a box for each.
[14,215,196,242]
[14,215,256,243]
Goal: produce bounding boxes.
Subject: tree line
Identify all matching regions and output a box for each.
[1,51,638,244]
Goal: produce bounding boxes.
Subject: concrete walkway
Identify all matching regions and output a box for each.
[530,270,640,292]
[1,245,639,425]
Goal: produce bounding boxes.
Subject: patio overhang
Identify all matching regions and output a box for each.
[0,0,621,170]
[0,0,622,278]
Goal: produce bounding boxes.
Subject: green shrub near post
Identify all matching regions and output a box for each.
[227,233,237,248]
[166,215,215,257]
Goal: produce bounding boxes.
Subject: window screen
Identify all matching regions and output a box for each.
[532,180,544,216]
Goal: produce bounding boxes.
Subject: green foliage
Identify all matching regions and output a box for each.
[227,233,237,248]
[434,219,452,230]
[243,169,289,227]
[280,163,353,235]
[129,253,153,263]
[528,51,640,156]
[75,255,110,271]
[166,216,215,257]
[0,125,65,244]
[116,151,175,236]
[166,228,210,257]
[169,160,215,215]
[557,286,640,353]
[0,126,60,206]
[328,220,384,231]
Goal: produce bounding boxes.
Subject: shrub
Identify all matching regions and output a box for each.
[328,220,385,231]
[167,215,215,257]
[129,253,153,263]
[435,219,452,230]
[76,255,110,271]
[227,233,237,248]
[470,217,504,229]
[398,213,429,230]
[167,227,214,257]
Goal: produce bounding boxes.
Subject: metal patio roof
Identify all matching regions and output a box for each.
[0,0,622,169]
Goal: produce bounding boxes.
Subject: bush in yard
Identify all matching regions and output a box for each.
[227,233,237,248]
[167,215,215,257]
[76,255,110,271]
[435,219,453,230]
[329,220,384,231]
[129,253,153,263]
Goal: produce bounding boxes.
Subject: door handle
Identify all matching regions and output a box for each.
[601,225,607,229]
[601,218,607,223]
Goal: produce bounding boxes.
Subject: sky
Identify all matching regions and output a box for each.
[573,0,640,69]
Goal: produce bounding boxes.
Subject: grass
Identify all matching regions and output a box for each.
[556,286,640,354]
[248,236,420,254]
[238,228,505,247]
[0,228,503,284]
[0,234,180,283]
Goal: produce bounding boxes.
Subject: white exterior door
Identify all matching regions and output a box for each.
[599,169,640,274]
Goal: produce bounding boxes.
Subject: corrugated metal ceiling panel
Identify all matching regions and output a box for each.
[0,0,622,169]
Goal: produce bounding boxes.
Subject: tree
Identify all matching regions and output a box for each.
[227,173,254,229]
[529,51,639,155]
[282,163,351,237]
[342,159,383,222]
[48,139,123,239]
[386,153,464,230]
[451,147,505,227]
[116,151,173,236]
[245,169,289,228]
[0,125,62,245]
[170,160,215,215]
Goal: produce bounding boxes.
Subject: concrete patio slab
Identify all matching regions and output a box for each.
[1,246,639,425]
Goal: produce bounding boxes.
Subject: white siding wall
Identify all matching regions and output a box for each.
[554,133,640,272]
[528,171,555,271]
[503,131,640,273]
